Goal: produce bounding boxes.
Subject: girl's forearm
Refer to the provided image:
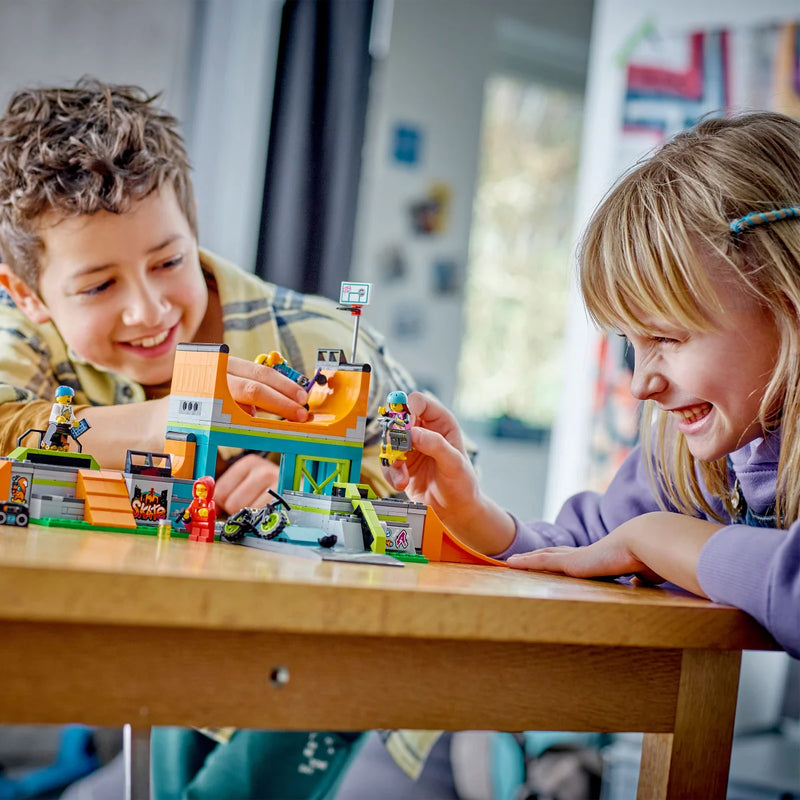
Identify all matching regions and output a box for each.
[447,493,517,556]
[624,512,722,597]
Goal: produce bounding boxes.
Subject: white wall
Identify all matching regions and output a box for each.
[185,0,282,272]
[351,0,492,404]
[0,0,279,274]
[351,0,592,406]
[0,0,194,117]
[545,0,800,519]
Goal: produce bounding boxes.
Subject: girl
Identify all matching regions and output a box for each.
[387,111,800,658]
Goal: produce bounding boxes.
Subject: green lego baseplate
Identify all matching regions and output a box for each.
[32,517,189,538]
[387,551,428,563]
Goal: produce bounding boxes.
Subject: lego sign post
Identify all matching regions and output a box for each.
[338,282,372,362]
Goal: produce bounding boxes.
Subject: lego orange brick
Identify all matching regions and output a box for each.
[171,342,370,440]
[217,367,371,439]
[76,470,129,496]
[163,438,196,480]
[78,486,129,501]
[421,504,446,561]
[171,344,229,399]
[0,460,11,502]
[85,509,137,529]
[85,495,133,513]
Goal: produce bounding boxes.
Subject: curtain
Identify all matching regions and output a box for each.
[255,0,375,299]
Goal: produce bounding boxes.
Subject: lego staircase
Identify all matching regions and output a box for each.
[76,470,137,529]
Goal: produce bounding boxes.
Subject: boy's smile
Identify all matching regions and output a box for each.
[8,185,209,387]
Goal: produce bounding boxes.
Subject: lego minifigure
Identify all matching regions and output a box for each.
[378,391,413,466]
[255,351,326,390]
[42,385,88,451]
[181,476,217,543]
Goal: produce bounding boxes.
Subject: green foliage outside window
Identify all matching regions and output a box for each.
[456,75,584,429]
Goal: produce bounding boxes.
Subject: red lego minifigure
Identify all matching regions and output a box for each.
[181,476,217,543]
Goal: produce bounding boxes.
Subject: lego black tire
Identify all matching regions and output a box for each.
[256,508,289,540]
[221,518,246,542]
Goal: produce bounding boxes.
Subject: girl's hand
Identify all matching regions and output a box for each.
[225,355,310,422]
[384,391,478,507]
[213,454,281,515]
[384,392,515,554]
[506,530,665,584]
[507,512,721,597]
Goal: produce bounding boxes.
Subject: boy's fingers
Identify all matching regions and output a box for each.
[215,455,280,513]
[227,374,308,422]
[227,356,309,404]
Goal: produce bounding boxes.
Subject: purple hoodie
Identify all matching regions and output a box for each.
[493,430,800,657]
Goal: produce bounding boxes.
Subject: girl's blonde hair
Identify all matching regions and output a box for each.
[579,111,800,526]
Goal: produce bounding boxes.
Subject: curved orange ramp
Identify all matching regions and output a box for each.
[171,344,370,441]
[421,505,507,567]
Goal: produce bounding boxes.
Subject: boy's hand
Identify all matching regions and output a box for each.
[214,454,281,514]
[384,392,515,554]
[226,355,310,422]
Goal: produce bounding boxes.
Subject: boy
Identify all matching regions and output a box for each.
[0,78,416,797]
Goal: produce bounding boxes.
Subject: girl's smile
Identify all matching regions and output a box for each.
[623,280,779,462]
[671,402,713,430]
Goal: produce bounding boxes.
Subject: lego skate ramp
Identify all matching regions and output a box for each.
[305,368,365,424]
[171,344,370,439]
[76,469,137,529]
[422,504,506,567]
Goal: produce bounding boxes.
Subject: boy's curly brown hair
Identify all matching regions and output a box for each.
[0,76,197,289]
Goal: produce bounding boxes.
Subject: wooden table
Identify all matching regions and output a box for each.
[0,523,778,799]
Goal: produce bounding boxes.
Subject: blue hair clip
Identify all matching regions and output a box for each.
[729,206,800,234]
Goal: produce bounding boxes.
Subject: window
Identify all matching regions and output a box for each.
[454,74,583,431]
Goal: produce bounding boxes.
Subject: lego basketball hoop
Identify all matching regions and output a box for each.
[338,282,372,362]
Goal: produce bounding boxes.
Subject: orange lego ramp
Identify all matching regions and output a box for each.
[77,470,137,529]
[422,505,506,567]
[163,435,196,480]
[305,368,368,425]
[169,344,370,441]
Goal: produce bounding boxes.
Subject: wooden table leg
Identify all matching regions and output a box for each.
[123,724,151,800]
[637,649,742,800]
